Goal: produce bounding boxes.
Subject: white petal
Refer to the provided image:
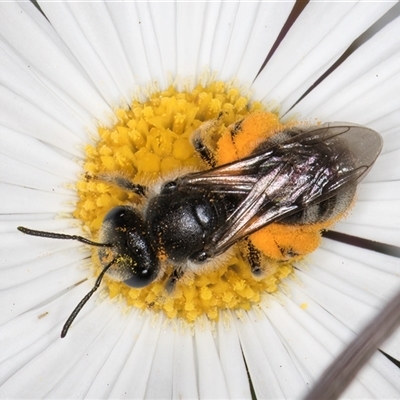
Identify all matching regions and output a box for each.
[0,85,86,157]
[146,2,176,87]
[144,319,174,399]
[0,154,74,195]
[198,1,287,83]
[263,296,344,388]
[0,244,86,290]
[131,2,168,91]
[365,149,400,182]
[39,2,138,107]
[235,309,306,398]
[380,124,400,153]
[309,50,400,125]
[46,306,130,398]
[288,278,400,397]
[287,14,400,130]
[223,2,294,84]
[334,199,400,246]
[85,309,147,399]
[0,42,95,146]
[381,327,400,363]
[175,2,210,90]
[0,295,117,398]
[193,2,240,83]
[252,2,395,113]
[357,181,400,201]
[172,324,198,399]
[357,352,400,398]
[0,256,88,326]
[3,216,80,235]
[0,2,115,127]
[0,127,80,181]
[263,294,379,398]
[295,240,400,334]
[2,228,81,272]
[0,288,88,384]
[108,314,163,398]
[0,183,75,214]
[194,317,229,398]
[319,239,400,298]
[346,199,399,230]
[217,315,252,399]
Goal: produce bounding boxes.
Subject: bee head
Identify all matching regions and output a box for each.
[99,206,159,288]
[17,206,160,337]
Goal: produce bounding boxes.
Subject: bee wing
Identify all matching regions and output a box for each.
[180,123,382,189]
[283,122,383,185]
[181,123,382,257]
[177,151,272,194]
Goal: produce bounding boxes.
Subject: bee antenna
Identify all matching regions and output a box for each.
[61,261,115,338]
[17,226,112,248]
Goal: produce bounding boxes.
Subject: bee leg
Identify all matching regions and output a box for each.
[191,112,225,167]
[279,246,299,260]
[95,173,147,197]
[244,239,263,276]
[165,268,185,293]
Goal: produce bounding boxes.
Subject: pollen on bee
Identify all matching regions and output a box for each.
[217,111,285,164]
[157,249,168,262]
[99,249,114,265]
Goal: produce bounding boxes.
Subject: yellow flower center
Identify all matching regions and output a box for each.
[74,82,299,322]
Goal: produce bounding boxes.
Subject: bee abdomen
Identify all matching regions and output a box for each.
[280,185,356,225]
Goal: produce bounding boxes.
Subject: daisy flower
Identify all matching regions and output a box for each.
[1,1,400,399]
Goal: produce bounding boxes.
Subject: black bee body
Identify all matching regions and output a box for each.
[146,183,240,266]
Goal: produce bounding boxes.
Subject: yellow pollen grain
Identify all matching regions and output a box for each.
[74,82,295,323]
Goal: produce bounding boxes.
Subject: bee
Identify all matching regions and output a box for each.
[18,113,383,337]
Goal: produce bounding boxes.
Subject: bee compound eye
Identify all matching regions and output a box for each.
[123,265,156,288]
[103,206,127,223]
[122,230,159,288]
